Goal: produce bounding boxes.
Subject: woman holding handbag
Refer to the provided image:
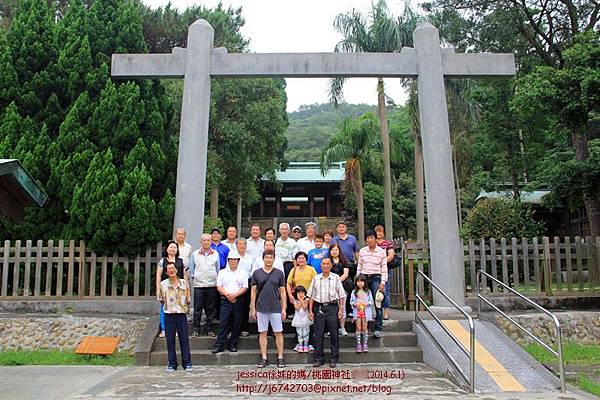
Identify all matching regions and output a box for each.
[329,243,353,336]
[374,226,396,320]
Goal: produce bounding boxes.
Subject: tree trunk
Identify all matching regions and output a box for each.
[377,77,394,240]
[519,129,529,183]
[452,144,463,229]
[414,137,425,245]
[572,129,600,237]
[507,145,520,199]
[356,162,366,247]
[236,192,242,236]
[210,186,219,219]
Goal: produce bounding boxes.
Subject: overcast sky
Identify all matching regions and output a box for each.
[141,0,411,112]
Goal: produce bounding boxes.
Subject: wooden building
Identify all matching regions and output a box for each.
[251,162,345,218]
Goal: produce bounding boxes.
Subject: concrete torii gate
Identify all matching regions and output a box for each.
[112,20,515,308]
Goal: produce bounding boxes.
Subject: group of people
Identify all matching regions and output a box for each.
[156,221,397,372]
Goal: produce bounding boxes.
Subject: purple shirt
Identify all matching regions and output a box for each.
[332,234,359,262]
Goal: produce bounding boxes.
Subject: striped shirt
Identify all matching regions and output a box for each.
[357,245,388,284]
[307,273,346,304]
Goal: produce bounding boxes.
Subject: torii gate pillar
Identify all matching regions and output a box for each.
[173,20,213,249]
[414,23,467,309]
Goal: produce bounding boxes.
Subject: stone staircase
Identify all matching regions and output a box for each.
[147,318,422,366]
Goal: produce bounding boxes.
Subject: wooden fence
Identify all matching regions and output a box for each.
[392,236,600,309]
[0,240,163,299]
[1,237,598,301]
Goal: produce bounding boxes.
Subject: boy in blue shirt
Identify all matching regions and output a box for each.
[307,234,328,274]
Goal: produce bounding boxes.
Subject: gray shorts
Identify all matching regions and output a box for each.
[257,312,283,333]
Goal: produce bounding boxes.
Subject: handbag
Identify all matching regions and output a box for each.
[289,266,298,294]
[387,254,402,270]
[342,277,354,293]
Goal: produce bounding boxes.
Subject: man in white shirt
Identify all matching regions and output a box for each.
[189,233,220,337]
[222,226,238,252]
[230,238,254,337]
[251,239,284,274]
[275,223,297,264]
[212,251,248,353]
[175,227,193,271]
[276,222,297,317]
[296,221,317,254]
[246,224,265,260]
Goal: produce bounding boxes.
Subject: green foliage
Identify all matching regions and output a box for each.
[0,0,287,255]
[344,179,416,237]
[209,77,288,226]
[287,103,413,169]
[461,198,544,239]
[203,216,223,234]
[0,350,133,366]
[139,2,248,53]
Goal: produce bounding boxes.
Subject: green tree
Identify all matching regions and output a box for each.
[330,0,402,239]
[345,179,416,238]
[0,31,19,109]
[461,197,544,239]
[321,113,383,244]
[68,149,126,254]
[512,32,600,236]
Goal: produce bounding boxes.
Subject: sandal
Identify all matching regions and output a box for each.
[256,359,269,368]
[159,331,165,338]
[277,358,286,368]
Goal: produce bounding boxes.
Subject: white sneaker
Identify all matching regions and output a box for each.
[340,327,348,336]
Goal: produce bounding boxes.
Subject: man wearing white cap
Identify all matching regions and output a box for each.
[212,250,248,353]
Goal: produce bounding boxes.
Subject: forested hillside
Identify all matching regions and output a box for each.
[286,103,409,162]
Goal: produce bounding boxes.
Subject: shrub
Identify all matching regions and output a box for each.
[461,197,544,239]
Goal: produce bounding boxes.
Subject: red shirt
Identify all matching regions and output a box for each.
[377,239,394,252]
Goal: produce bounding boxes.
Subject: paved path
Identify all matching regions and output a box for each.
[0,364,594,399]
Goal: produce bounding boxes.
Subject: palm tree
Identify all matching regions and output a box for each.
[321,113,382,245]
[446,79,481,228]
[394,4,424,243]
[330,0,400,239]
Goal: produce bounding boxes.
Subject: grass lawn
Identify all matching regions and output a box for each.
[0,350,133,366]
[523,342,600,396]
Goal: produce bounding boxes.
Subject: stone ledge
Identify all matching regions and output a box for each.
[0,314,148,353]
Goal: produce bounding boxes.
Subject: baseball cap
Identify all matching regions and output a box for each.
[210,227,221,234]
[335,220,347,227]
[227,250,241,259]
[292,225,301,231]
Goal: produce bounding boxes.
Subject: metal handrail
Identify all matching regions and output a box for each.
[415,269,475,393]
[476,269,566,393]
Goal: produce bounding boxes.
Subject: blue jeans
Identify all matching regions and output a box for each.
[383,270,391,309]
[160,304,165,331]
[366,274,383,332]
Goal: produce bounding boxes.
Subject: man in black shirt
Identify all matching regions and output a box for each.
[250,250,286,368]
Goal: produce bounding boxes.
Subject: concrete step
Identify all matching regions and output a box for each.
[187,319,413,334]
[153,331,418,351]
[149,346,423,366]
